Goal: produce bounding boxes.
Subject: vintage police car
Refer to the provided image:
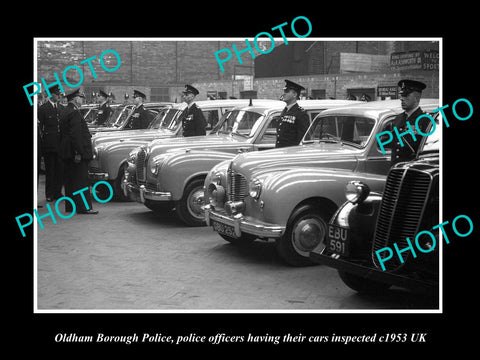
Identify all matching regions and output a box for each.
[89,99,252,200]
[123,99,358,226]
[310,129,439,294]
[204,99,439,266]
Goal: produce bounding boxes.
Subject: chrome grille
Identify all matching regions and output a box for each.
[136,148,147,183]
[227,168,248,201]
[372,168,432,271]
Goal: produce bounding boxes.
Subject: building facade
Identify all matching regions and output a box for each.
[36,40,439,104]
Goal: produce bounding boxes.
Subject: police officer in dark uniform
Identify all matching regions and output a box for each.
[391,79,429,166]
[275,80,310,148]
[180,85,206,137]
[130,90,153,129]
[38,84,64,202]
[94,90,111,126]
[59,89,98,214]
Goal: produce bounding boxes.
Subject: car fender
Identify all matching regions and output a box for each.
[158,150,239,200]
[258,168,387,227]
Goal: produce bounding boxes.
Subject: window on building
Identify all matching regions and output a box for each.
[347,88,375,101]
[310,89,326,99]
[151,87,170,102]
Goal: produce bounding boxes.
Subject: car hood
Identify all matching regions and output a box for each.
[93,129,175,147]
[230,143,362,176]
[147,133,248,155]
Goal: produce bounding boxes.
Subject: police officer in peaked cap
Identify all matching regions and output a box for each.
[94,90,112,126]
[275,79,310,148]
[59,89,98,214]
[181,84,207,137]
[38,84,64,202]
[130,89,153,129]
[390,79,430,166]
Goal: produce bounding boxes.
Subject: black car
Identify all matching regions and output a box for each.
[310,129,440,295]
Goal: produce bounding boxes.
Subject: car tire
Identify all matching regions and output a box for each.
[276,204,333,267]
[175,178,206,227]
[220,233,256,246]
[338,270,391,293]
[113,163,131,202]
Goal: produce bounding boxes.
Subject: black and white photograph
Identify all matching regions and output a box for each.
[8,8,478,354]
[32,38,442,312]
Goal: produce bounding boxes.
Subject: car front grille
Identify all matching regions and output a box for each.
[227,167,248,202]
[136,148,147,183]
[372,168,433,271]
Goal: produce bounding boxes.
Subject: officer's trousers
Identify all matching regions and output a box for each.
[63,159,93,213]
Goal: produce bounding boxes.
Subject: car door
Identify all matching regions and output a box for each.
[362,116,394,175]
[252,112,280,151]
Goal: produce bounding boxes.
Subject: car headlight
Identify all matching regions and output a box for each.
[345,181,370,204]
[207,182,226,208]
[149,153,170,176]
[150,162,159,175]
[212,170,223,185]
[249,178,262,199]
[127,148,138,163]
[93,145,104,159]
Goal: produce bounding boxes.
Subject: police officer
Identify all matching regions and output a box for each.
[38,84,64,202]
[94,90,111,126]
[391,79,429,166]
[181,84,206,137]
[275,80,310,148]
[130,90,153,129]
[59,89,98,214]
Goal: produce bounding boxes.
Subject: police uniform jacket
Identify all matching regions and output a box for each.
[391,107,429,165]
[182,103,206,137]
[275,102,310,148]
[59,103,93,161]
[38,100,63,153]
[96,102,111,126]
[130,104,152,129]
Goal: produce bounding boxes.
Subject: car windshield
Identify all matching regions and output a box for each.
[148,107,170,129]
[157,108,186,130]
[303,115,375,148]
[210,110,264,138]
[112,106,134,127]
[420,127,440,153]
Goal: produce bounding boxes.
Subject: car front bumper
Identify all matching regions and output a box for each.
[205,204,285,239]
[122,181,172,203]
[88,171,109,181]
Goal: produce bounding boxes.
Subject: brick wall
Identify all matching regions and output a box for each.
[251,70,438,100]
[36,40,254,89]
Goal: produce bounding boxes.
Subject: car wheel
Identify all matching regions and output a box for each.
[219,233,256,246]
[94,180,114,201]
[338,270,391,293]
[113,163,131,202]
[276,204,333,267]
[175,179,206,227]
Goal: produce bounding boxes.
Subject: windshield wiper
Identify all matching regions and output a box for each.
[314,138,362,148]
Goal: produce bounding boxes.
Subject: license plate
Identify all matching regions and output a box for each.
[327,224,349,256]
[212,220,237,238]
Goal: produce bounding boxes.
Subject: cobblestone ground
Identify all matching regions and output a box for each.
[36,175,438,311]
